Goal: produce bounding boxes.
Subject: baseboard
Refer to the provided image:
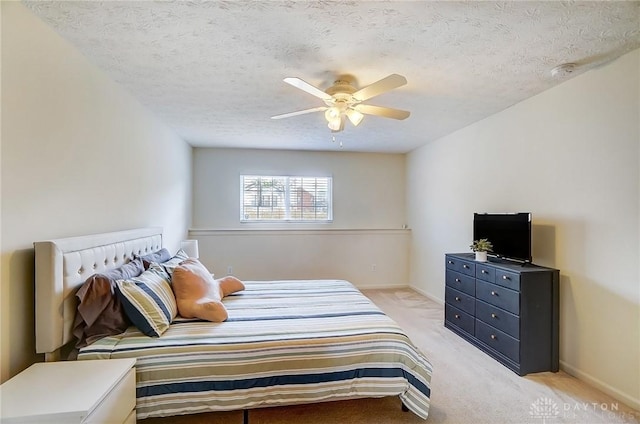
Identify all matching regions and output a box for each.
[560,360,640,411]
[408,284,444,305]
[356,283,409,290]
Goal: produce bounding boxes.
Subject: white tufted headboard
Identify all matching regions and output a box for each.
[34,227,163,360]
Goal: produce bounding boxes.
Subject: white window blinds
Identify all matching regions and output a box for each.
[241,175,332,222]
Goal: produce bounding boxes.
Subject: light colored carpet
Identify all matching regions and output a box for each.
[141,288,639,424]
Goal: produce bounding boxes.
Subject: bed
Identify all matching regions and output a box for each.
[34,228,433,420]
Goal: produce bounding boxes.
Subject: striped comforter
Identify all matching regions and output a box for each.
[78,280,433,419]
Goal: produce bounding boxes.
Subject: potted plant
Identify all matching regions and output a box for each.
[470,238,493,262]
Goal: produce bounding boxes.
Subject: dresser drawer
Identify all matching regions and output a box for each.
[445,304,474,336]
[445,270,475,296]
[445,256,475,276]
[476,299,520,339]
[445,287,475,315]
[476,281,519,315]
[476,320,520,363]
[494,269,520,290]
[475,263,495,282]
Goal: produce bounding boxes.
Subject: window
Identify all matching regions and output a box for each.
[241,175,332,222]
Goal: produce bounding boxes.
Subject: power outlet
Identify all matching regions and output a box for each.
[371,264,377,272]
[227,265,233,275]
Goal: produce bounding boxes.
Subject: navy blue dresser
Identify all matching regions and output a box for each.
[444,253,559,375]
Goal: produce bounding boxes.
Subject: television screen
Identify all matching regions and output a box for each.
[473,213,532,262]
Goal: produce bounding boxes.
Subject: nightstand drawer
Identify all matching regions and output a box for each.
[476,299,520,339]
[475,263,495,282]
[476,281,519,315]
[445,287,475,315]
[476,320,520,363]
[124,410,136,424]
[445,304,474,336]
[445,270,475,296]
[445,256,475,276]
[494,269,520,290]
[85,368,135,424]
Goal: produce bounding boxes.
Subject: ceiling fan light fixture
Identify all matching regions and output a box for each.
[345,108,364,126]
[327,117,342,131]
[324,106,341,121]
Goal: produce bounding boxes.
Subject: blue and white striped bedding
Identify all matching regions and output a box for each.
[78,280,433,419]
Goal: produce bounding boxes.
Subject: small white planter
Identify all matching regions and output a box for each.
[475,251,488,262]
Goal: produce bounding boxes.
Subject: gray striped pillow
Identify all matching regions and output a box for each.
[116,264,177,337]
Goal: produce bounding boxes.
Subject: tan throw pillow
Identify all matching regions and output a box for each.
[171,258,228,322]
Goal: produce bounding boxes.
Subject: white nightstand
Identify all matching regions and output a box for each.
[0,358,136,424]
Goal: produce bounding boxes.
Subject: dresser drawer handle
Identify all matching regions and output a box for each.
[454,314,460,319]
[491,291,497,296]
[502,275,509,280]
[491,313,497,318]
[481,270,487,274]
[455,278,461,283]
[448,260,454,264]
[490,334,497,340]
[463,265,469,269]
[455,296,461,301]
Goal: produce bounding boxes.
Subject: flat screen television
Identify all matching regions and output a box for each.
[473,212,532,263]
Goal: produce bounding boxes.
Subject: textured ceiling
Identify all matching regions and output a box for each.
[24,1,640,153]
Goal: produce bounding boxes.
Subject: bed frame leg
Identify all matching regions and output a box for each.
[401,402,409,412]
[243,409,249,424]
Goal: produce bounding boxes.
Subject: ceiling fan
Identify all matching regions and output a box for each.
[271,74,410,132]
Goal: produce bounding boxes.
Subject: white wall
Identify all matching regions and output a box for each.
[407,49,640,409]
[192,148,409,287]
[193,148,406,229]
[1,3,192,382]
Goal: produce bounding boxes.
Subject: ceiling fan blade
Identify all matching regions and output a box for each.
[271,106,327,120]
[283,77,333,101]
[354,104,410,120]
[352,74,407,102]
